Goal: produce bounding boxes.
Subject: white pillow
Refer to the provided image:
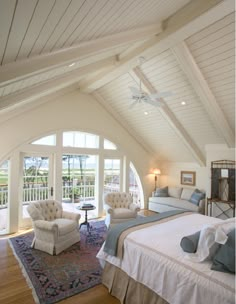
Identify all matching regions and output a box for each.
[185,217,235,262]
[180,188,195,200]
[168,187,182,198]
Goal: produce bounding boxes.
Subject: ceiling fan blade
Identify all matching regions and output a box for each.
[150,91,173,99]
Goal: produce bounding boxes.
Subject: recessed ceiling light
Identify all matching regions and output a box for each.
[69,63,75,67]
[144,111,149,115]
[181,101,186,105]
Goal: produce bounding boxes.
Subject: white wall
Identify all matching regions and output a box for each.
[0,91,157,218]
[159,144,235,218]
[158,162,207,192]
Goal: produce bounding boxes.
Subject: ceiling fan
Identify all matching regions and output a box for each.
[128,56,172,108]
[128,83,172,109]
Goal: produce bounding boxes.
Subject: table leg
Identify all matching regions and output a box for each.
[79,210,91,233]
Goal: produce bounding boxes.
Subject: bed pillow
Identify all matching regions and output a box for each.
[184,217,235,262]
[180,231,200,253]
[211,228,235,274]
[154,186,168,197]
[189,189,205,206]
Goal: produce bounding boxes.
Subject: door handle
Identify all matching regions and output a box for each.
[50,187,54,196]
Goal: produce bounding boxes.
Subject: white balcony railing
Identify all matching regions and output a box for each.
[0,187,8,208]
[0,182,140,207]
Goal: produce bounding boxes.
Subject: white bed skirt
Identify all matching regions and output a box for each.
[102,262,169,304]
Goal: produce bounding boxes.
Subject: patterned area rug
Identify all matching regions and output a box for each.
[9,220,107,304]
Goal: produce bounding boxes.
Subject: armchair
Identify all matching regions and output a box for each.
[104,192,140,228]
[27,200,81,255]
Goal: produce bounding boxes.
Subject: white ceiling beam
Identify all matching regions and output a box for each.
[0,56,116,112]
[80,0,233,93]
[172,42,235,148]
[131,67,206,166]
[0,23,162,86]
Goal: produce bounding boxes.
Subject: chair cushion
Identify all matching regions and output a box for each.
[149,197,199,212]
[112,208,137,219]
[105,192,133,209]
[189,189,205,206]
[168,187,183,198]
[53,219,78,236]
[154,186,168,197]
[39,200,62,220]
[27,204,44,221]
[180,188,195,200]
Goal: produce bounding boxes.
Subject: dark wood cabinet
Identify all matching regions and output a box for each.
[207,160,235,218]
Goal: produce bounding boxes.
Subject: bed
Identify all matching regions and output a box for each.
[97,212,235,304]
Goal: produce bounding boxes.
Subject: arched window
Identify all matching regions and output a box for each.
[10,131,144,230]
[63,131,99,148]
[31,134,56,146]
[129,162,143,207]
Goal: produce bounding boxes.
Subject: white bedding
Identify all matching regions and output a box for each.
[97,213,235,304]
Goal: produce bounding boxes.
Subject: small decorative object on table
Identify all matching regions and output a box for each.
[77,204,96,232]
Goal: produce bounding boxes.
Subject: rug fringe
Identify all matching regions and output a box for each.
[8,239,40,304]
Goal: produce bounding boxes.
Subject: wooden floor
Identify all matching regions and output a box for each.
[0,210,154,304]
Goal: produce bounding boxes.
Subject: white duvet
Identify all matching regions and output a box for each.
[97,213,235,304]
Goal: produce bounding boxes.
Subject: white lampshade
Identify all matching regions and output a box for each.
[153,168,161,175]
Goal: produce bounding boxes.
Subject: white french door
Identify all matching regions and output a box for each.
[20,153,54,227]
[104,158,121,194]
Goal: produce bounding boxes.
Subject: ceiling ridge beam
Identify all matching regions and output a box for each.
[0,23,162,85]
[92,91,158,159]
[171,42,234,148]
[132,67,206,166]
[80,0,233,93]
[0,56,116,112]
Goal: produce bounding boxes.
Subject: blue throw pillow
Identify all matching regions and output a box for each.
[154,186,168,197]
[189,189,205,206]
[180,231,201,253]
[211,228,235,274]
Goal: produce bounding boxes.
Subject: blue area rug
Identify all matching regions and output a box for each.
[9,220,107,304]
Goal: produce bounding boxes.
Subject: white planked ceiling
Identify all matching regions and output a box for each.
[0,0,190,64]
[97,73,196,162]
[186,13,235,131]
[0,0,235,165]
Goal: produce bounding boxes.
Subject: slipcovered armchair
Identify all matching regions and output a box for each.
[27,200,81,255]
[104,192,140,228]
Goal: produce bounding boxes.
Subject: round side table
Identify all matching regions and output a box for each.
[77,204,96,232]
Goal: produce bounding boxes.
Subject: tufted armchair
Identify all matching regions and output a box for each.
[27,200,81,255]
[104,192,140,228]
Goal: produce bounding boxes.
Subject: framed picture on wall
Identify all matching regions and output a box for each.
[180,171,196,186]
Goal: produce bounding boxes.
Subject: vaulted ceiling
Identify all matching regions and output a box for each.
[0,0,235,166]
